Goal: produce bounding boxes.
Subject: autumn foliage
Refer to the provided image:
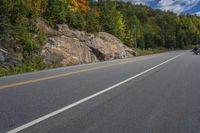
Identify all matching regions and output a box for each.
[70,0,90,14]
[1,0,200,52]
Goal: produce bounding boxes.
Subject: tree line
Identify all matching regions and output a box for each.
[1,0,200,56]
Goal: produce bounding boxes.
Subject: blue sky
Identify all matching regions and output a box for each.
[120,0,200,15]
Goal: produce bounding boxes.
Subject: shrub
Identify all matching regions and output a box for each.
[85,10,100,33]
[66,11,86,30]
[15,27,38,54]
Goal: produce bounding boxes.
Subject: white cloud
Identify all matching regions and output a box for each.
[132,0,154,5]
[157,0,199,13]
[193,11,200,16]
[118,0,154,5]
[120,0,200,14]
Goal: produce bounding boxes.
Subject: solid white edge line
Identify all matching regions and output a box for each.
[6,53,185,133]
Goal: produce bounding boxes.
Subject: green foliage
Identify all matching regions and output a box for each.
[133,47,169,56]
[85,10,100,33]
[45,0,68,25]
[0,0,47,53]
[113,1,200,49]
[44,0,86,30]
[97,1,126,40]
[15,27,38,53]
[37,29,47,46]
[2,0,199,51]
[0,56,63,77]
[0,0,18,49]
[123,29,134,47]
[66,11,86,30]
[0,57,44,77]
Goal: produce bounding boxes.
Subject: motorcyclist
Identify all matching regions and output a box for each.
[194,49,200,54]
[192,45,198,52]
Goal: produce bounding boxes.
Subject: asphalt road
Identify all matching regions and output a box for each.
[1,50,200,133]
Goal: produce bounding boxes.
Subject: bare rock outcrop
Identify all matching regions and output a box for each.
[39,19,135,65]
[0,47,21,68]
[0,19,135,68]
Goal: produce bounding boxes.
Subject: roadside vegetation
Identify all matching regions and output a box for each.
[0,0,200,76]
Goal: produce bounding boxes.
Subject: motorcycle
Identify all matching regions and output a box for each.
[193,48,200,55]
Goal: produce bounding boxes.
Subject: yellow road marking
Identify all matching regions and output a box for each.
[0,57,148,89]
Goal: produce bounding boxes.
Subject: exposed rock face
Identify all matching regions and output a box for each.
[42,35,98,65]
[39,19,135,65]
[0,19,135,68]
[0,47,20,68]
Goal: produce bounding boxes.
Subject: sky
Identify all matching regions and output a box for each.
[119,0,200,15]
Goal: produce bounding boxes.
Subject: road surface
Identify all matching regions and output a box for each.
[0,51,200,133]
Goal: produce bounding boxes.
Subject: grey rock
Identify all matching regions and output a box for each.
[0,47,21,68]
[38,19,136,66]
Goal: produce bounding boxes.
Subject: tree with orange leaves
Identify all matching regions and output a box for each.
[70,0,90,14]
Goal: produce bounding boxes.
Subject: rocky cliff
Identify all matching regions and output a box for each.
[37,19,135,66]
[0,19,135,68]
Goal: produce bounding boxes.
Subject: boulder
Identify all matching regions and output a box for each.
[40,20,135,66]
[42,35,98,65]
[0,47,21,68]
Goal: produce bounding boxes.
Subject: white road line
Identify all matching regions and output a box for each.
[6,53,185,133]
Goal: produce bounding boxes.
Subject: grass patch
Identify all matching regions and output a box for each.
[0,57,63,77]
[133,47,169,56]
